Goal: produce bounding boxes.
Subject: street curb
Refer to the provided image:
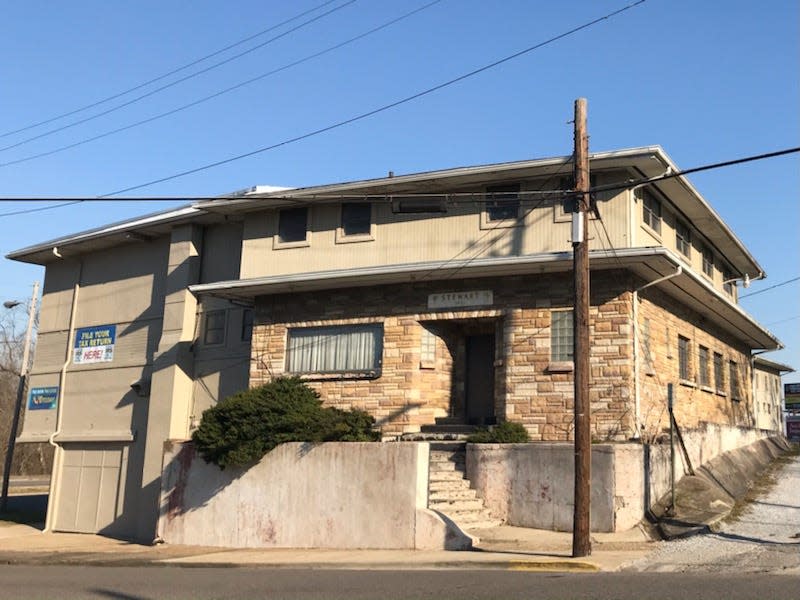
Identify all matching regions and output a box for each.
[0,553,602,572]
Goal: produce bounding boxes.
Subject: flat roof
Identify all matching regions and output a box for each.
[7,146,763,277]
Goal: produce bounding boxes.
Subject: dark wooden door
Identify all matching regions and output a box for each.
[465,334,495,425]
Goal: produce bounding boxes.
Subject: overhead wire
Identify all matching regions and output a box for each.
[739,276,800,299]
[0,0,342,139]
[0,0,445,169]
[100,0,648,197]
[1,143,798,217]
[0,0,357,154]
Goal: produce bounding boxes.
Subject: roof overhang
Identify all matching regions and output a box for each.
[6,204,207,265]
[753,356,795,374]
[194,146,762,277]
[189,247,780,351]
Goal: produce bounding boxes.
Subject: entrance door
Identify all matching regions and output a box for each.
[465,334,495,425]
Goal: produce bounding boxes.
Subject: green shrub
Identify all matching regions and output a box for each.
[467,421,530,444]
[191,377,379,469]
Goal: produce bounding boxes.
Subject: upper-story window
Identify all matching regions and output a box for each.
[675,219,691,257]
[277,207,309,246]
[337,202,374,243]
[723,269,735,296]
[640,189,662,234]
[701,244,714,278]
[556,174,598,220]
[485,184,521,222]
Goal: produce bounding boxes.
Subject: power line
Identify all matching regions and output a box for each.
[0,0,341,140]
[102,0,649,197]
[740,276,800,299]
[0,0,356,154]
[589,147,800,196]
[0,0,444,170]
[1,143,798,217]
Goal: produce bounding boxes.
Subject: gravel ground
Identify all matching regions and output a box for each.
[627,452,800,574]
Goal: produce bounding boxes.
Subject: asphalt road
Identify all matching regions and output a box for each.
[1,566,798,600]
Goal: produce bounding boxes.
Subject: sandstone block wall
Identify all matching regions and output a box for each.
[249,272,637,439]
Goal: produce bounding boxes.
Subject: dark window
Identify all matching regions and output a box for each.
[486,184,520,221]
[278,207,308,244]
[241,309,253,342]
[698,346,710,387]
[287,324,383,374]
[714,352,725,392]
[641,189,662,234]
[678,336,691,381]
[204,310,226,345]
[341,203,372,237]
[676,220,691,257]
[559,175,597,215]
[702,245,714,277]
[723,270,735,295]
[729,361,741,399]
[551,310,574,362]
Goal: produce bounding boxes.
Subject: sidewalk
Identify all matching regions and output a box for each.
[0,519,656,572]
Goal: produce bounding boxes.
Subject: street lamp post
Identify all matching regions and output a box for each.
[1,282,39,513]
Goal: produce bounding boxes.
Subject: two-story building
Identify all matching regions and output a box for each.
[8,146,783,541]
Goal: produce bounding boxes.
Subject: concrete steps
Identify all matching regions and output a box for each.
[427,443,502,531]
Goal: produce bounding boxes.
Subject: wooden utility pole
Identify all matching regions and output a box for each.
[1,281,39,513]
[572,98,591,557]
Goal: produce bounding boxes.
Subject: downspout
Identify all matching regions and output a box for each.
[43,257,82,532]
[632,265,682,439]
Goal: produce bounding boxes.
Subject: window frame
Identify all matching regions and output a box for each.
[275,206,310,248]
[714,351,725,395]
[336,202,374,243]
[675,219,692,258]
[640,189,662,235]
[701,245,714,278]
[203,310,226,346]
[241,309,254,343]
[678,335,692,383]
[698,345,710,388]
[285,323,384,378]
[550,309,574,367]
[729,360,741,400]
[554,174,599,223]
[481,183,522,228]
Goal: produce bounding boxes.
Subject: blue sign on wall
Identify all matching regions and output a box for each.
[73,324,117,364]
[28,386,59,411]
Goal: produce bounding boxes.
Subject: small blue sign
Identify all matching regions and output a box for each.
[28,386,58,411]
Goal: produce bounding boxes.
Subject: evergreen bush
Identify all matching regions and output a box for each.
[191,377,379,469]
[467,421,530,444]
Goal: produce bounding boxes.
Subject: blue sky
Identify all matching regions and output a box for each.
[1,1,798,379]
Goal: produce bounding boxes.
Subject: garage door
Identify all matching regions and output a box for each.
[55,443,128,534]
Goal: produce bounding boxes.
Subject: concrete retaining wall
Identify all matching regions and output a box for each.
[646,422,770,508]
[466,443,643,533]
[467,423,778,533]
[158,441,470,550]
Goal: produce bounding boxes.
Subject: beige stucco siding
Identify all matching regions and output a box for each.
[633,190,739,299]
[240,175,631,280]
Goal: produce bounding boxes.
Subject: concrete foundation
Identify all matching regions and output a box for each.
[466,423,777,533]
[157,441,471,550]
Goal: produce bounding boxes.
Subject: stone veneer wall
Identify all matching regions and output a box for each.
[636,284,753,440]
[249,272,637,439]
